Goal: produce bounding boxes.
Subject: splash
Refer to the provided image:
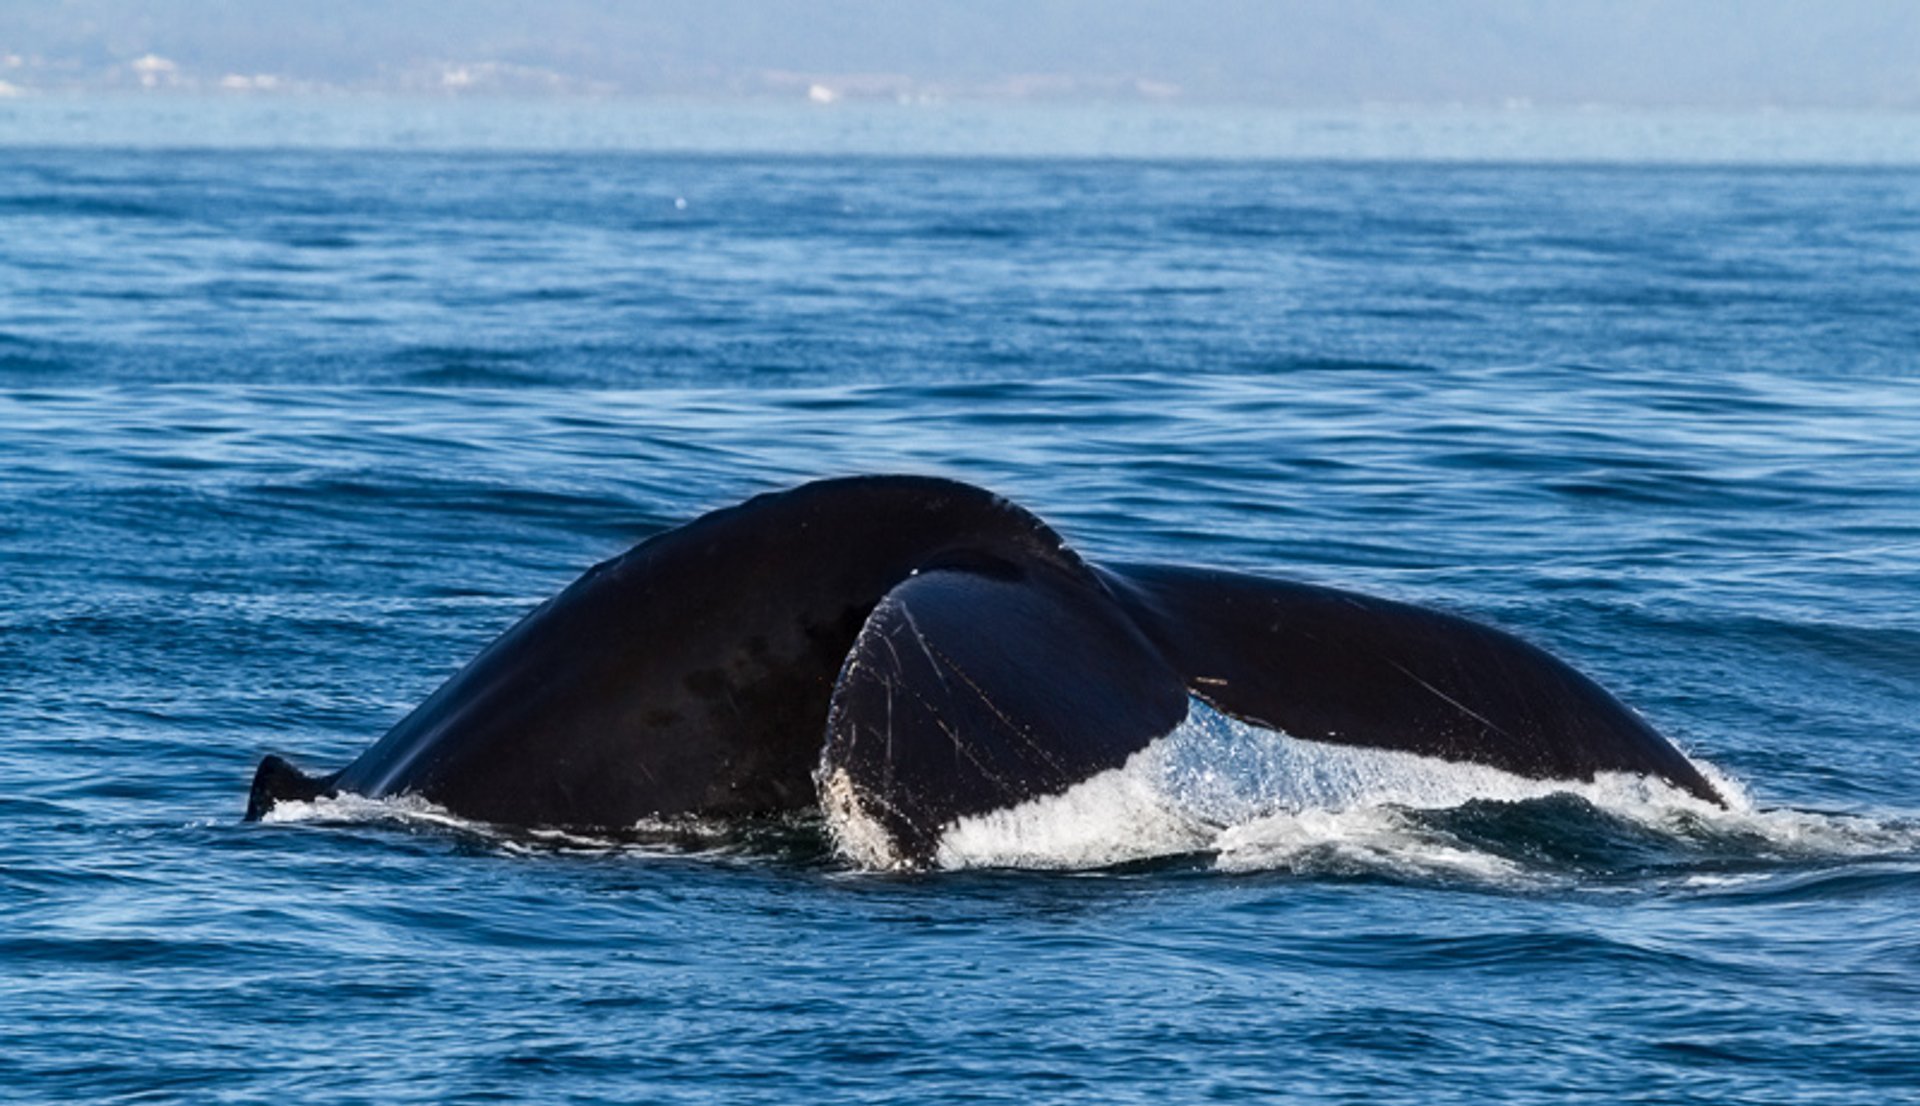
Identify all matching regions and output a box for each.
[927,699,1919,879]
[261,704,1917,880]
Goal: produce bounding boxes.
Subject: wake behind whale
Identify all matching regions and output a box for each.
[248,475,1727,870]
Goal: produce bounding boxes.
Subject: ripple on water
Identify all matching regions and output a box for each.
[4,146,1920,1104]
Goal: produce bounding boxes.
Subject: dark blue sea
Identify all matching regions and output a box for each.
[4,103,1920,1104]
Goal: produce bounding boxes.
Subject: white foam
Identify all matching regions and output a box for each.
[1213,806,1530,882]
[261,790,468,830]
[261,791,781,859]
[922,698,1916,877]
[932,756,1216,871]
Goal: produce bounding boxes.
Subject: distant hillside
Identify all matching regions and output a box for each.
[3,0,1918,108]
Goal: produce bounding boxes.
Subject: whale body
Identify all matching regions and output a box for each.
[247,475,1719,866]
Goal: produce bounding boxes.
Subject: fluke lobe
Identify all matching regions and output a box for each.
[247,475,1719,866]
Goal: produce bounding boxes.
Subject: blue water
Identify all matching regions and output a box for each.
[5,118,1920,1103]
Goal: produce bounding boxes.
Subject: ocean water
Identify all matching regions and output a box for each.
[4,104,1920,1103]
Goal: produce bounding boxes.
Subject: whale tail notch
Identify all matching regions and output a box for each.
[246,754,338,821]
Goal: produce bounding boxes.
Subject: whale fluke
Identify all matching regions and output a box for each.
[1098,564,1721,805]
[246,475,1720,865]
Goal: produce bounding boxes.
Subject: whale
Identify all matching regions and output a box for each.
[246,475,1720,866]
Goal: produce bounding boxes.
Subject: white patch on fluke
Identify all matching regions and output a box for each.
[819,766,903,870]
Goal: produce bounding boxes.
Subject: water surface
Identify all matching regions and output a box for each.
[4,118,1919,1103]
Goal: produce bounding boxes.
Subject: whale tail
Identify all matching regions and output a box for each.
[246,754,337,821]
[248,477,1722,860]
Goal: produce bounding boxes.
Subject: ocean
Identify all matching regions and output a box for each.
[3,100,1919,1103]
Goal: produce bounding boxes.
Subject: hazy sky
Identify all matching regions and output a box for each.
[4,0,1919,108]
